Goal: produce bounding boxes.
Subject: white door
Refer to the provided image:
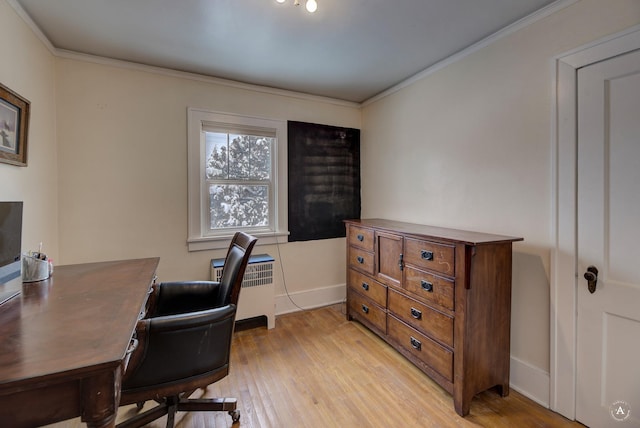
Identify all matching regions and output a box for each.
[576,49,640,427]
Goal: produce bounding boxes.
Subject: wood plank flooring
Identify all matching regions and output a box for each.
[50,304,584,428]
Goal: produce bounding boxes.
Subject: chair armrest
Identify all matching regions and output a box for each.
[123,304,237,390]
[152,281,222,317]
[150,303,235,331]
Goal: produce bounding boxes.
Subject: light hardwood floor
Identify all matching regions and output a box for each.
[51,304,584,428]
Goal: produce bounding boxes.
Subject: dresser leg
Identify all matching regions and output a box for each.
[498,383,510,397]
[454,398,471,417]
[453,381,474,417]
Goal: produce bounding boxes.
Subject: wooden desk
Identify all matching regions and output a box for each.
[0,258,159,428]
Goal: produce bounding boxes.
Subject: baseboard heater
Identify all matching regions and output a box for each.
[211,254,275,329]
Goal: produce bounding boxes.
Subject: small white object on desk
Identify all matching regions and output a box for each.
[22,254,50,282]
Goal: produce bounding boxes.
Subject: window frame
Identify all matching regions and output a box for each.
[187,108,288,251]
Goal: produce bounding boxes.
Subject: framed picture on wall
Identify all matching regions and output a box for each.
[0,82,30,167]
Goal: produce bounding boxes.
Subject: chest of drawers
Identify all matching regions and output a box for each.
[345,219,522,416]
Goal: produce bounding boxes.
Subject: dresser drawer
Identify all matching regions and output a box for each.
[348,291,386,334]
[348,246,374,275]
[388,289,453,348]
[348,225,375,252]
[388,315,453,382]
[404,238,455,276]
[404,267,454,311]
[348,269,387,308]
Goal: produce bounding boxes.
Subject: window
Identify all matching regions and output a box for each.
[188,109,288,250]
[205,131,272,230]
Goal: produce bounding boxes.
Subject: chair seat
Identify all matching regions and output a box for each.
[117,232,257,428]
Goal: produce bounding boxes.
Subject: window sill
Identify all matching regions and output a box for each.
[187,231,290,252]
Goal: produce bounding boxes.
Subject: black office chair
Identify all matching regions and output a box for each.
[117,232,258,428]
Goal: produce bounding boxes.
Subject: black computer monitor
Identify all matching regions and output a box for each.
[0,201,23,305]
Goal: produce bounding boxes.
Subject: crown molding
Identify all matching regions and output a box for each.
[8,0,579,109]
[54,49,360,108]
[7,0,359,109]
[362,0,579,106]
[6,0,56,54]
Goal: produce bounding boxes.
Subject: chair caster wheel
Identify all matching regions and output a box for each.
[229,409,240,423]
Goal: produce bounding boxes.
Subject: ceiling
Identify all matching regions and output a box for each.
[14,0,558,103]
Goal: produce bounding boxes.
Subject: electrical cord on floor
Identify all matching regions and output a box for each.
[274,233,307,313]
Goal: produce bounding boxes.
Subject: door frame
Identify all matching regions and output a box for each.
[551,24,640,420]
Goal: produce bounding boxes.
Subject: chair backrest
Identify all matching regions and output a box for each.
[217,231,258,307]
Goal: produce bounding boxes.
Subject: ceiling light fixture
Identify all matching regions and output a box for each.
[276,0,318,13]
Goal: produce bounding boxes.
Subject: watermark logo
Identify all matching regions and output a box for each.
[610,400,631,422]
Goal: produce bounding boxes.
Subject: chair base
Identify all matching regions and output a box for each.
[117,395,239,428]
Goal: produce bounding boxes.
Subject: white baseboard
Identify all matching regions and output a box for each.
[275,283,551,409]
[275,283,346,315]
[510,355,550,408]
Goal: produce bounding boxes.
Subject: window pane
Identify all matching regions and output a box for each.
[205,132,228,179]
[228,134,250,180]
[251,137,271,180]
[209,184,269,229]
[206,133,273,181]
[227,135,272,180]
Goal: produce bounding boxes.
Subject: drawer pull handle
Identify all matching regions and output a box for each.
[410,336,422,351]
[421,250,434,261]
[410,307,422,319]
[361,304,369,314]
[357,256,364,264]
[421,280,434,292]
[357,234,364,242]
[362,282,369,291]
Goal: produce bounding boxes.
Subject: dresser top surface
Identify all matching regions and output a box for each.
[345,219,523,246]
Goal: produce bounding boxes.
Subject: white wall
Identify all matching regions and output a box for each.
[361,0,640,405]
[0,0,58,260]
[54,58,360,303]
